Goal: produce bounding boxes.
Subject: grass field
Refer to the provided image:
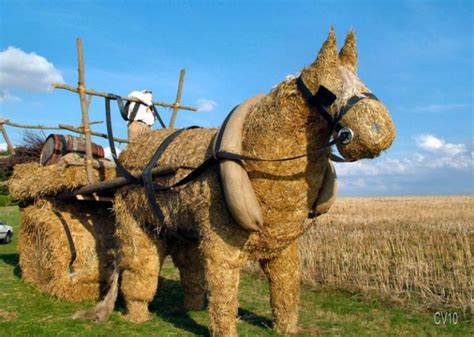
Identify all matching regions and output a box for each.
[0,203,473,336]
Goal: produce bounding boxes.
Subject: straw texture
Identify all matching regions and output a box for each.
[112,28,396,335]
[9,154,116,201]
[19,199,116,301]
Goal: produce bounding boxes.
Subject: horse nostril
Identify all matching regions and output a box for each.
[371,123,381,134]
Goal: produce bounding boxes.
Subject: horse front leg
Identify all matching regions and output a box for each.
[260,241,300,333]
[202,229,246,337]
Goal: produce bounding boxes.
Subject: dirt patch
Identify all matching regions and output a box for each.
[0,308,17,322]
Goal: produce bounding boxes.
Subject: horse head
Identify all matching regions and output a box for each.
[298,28,396,161]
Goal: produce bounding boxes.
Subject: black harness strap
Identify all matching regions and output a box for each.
[115,95,129,121]
[151,105,167,129]
[154,156,217,191]
[336,93,379,121]
[105,95,141,184]
[142,127,199,225]
[127,101,141,122]
[296,77,337,130]
[53,210,77,275]
[118,95,166,129]
[297,76,379,135]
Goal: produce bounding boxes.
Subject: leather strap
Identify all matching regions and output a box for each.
[151,105,166,128]
[142,127,199,226]
[105,95,141,184]
[127,101,141,122]
[336,92,379,122]
[53,210,77,275]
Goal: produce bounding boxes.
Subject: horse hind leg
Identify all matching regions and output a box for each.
[169,239,207,311]
[115,194,167,323]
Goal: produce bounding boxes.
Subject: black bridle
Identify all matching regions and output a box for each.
[296,76,379,159]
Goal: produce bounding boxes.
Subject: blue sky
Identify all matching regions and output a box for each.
[0,0,472,195]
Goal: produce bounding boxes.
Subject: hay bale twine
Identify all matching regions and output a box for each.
[19,199,116,302]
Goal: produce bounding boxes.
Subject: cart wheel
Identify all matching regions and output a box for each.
[4,232,12,244]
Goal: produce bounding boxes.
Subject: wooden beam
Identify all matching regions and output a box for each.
[58,164,177,199]
[76,38,95,184]
[169,69,186,128]
[75,194,114,202]
[0,119,127,144]
[58,124,129,144]
[0,119,102,130]
[52,83,198,112]
[0,124,15,155]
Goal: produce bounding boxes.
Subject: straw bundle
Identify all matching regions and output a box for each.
[19,199,116,302]
[9,153,116,201]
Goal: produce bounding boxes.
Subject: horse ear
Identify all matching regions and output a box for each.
[314,27,338,68]
[339,30,358,72]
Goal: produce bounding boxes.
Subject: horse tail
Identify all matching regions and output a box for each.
[72,267,119,322]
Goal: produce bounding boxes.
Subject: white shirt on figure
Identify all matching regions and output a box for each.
[127,90,156,126]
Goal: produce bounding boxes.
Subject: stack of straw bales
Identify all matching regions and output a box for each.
[10,154,117,302]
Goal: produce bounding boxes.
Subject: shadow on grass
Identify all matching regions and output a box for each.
[238,307,273,329]
[150,277,209,336]
[143,277,271,335]
[0,252,21,278]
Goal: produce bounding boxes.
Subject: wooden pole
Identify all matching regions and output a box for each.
[169,69,186,128]
[0,123,15,155]
[0,119,127,143]
[58,124,128,143]
[57,164,177,199]
[0,119,103,130]
[76,38,95,184]
[51,83,198,112]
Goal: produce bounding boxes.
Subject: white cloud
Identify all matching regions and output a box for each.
[0,46,64,93]
[415,134,466,155]
[336,134,472,179]
[0,89,21,102]
[196,98,218,112]
[0,143,7,151]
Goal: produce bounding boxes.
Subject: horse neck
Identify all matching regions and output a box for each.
[241,79,330,167]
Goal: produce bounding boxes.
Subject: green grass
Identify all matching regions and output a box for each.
[0,206,472,336]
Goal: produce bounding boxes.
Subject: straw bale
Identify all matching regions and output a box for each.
[19,198,116,302]
[113,28,396,334]
[9,154,116,201]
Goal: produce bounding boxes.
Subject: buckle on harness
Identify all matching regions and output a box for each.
[338,127,354,145]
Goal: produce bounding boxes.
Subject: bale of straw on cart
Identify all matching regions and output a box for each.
[19,198,117,301]
[9,153,116,201]
[10,153,118,302]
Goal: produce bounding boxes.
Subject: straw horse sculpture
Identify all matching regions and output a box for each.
[108,29,395,335]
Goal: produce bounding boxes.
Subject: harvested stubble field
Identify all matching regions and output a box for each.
[0,198,473,336]
[299,195,473,312]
